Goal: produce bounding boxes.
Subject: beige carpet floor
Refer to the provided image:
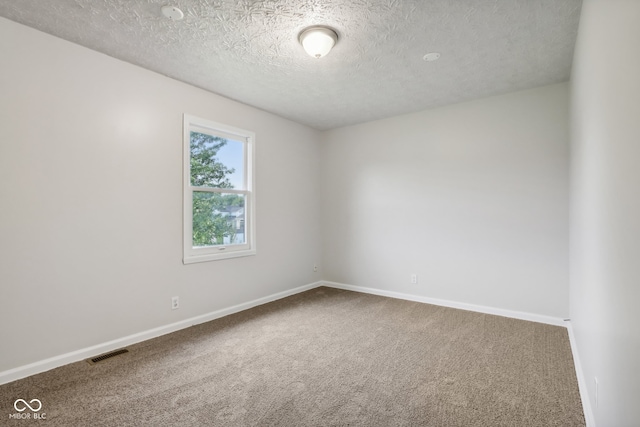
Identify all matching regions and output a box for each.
[0,287,585,426]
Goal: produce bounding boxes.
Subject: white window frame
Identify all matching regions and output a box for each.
[183,114,256,264]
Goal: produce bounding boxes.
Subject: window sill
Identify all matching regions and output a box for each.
[183,248,256,264]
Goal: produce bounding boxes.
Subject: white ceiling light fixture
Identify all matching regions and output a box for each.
[299,26,339,59]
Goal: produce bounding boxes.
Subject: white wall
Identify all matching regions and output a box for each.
[570,0,640,425]
[0,18,322,373]
[321,84,570,318]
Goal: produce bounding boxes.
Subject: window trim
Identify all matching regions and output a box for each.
[183,114,256,264]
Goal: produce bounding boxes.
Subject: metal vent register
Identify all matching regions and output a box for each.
[86,349,129,365]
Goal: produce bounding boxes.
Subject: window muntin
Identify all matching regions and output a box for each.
[183,115,255,263]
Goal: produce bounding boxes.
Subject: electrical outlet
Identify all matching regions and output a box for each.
[171,296,179,310]
[594,377,599,407]
[410,274,418,284]
[313,264,318,272]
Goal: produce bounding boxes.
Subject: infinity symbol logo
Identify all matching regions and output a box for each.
[14,399,42,412]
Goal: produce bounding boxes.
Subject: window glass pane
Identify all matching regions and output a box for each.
[190,132,244,189]
[192,192,246,247]
[216,139,244,190]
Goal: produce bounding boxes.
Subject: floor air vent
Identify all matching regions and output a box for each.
[87,349,129,365]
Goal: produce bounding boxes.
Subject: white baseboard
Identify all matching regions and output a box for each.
[566,322,596,427]
[322,281,567,327]
[0,281,323,386]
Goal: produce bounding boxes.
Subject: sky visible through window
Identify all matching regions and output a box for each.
[217,138,244,189]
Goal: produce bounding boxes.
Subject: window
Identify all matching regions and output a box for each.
[183,115,255,263]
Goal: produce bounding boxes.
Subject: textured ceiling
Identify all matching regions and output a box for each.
[0,0,582,130]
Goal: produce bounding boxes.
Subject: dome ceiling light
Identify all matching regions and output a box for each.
[299,26,339,59]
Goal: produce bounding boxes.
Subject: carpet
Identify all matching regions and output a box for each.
[0,287,585,426]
